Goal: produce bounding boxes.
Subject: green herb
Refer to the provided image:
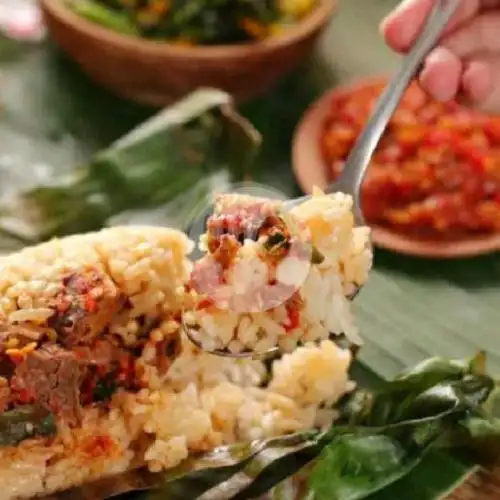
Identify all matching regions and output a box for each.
[93,378,118,402]
[310,246,325,265]
[0,406,56,447]
[68,0,138,35]
[263,232,287,251]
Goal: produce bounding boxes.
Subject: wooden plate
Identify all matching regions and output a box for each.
[292,77,500,259]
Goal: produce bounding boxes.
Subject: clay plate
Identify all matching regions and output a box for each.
[292,77,500,259]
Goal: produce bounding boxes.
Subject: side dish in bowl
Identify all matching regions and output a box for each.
[40,0,336,105]
[293,78,500,258]
[65,0,319,45]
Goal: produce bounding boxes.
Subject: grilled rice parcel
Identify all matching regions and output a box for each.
[0,190,372,499]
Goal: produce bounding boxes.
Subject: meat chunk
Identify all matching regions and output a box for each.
[155,333,182,376]
[11,345,84,425]
[50,269,126,347]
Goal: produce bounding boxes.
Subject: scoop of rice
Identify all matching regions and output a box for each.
[187,189,372,353]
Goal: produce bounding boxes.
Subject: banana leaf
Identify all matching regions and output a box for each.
[42,353,500,500]
[0,88,261,244]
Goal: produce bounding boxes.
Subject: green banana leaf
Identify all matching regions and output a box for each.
[0,88,260,244]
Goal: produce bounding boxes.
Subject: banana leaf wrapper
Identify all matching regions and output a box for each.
[40,353,500,500]
[0,88,261,245]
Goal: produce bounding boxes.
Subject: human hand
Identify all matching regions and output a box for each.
[381,0,500,113]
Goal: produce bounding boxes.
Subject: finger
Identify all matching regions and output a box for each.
[461,59,494,103]
[380,0,481,53]
[457,56,500,113]
[419,47,463,101]
[440,12,500,57]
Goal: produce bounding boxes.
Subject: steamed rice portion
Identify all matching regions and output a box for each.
[118,337,355,472]
[186,189,372,354]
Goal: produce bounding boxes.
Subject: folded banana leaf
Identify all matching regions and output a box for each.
[0,88,261,244]
[44,353,500,500]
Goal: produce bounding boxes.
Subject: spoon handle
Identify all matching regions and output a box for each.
[335,0,462,218]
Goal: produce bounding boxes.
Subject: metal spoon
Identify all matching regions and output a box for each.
[184,0,462,359]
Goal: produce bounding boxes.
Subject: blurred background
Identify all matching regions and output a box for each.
[0,0,400,196]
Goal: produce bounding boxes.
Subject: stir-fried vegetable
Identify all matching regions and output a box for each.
[66,0,318,44]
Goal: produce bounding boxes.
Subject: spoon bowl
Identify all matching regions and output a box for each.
[182,314,281,360]
[183,188,367,359]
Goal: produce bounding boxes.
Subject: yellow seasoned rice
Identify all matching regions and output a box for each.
[0,225,192,329]
[0,337,354,499]
[0,215,363,499]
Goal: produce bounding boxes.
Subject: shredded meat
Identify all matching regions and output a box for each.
[155,334,182,376]
[49,269,126,347]
[0,269,182,426]
[0,386,11,414]
[207,197,281,254]
[11,345,84,425]
[75,339,127,367]
[0,355,15,379]
[212,235,241,269]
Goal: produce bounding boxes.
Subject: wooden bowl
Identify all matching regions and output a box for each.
[292,77,500,259]
[40,0,337,106]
